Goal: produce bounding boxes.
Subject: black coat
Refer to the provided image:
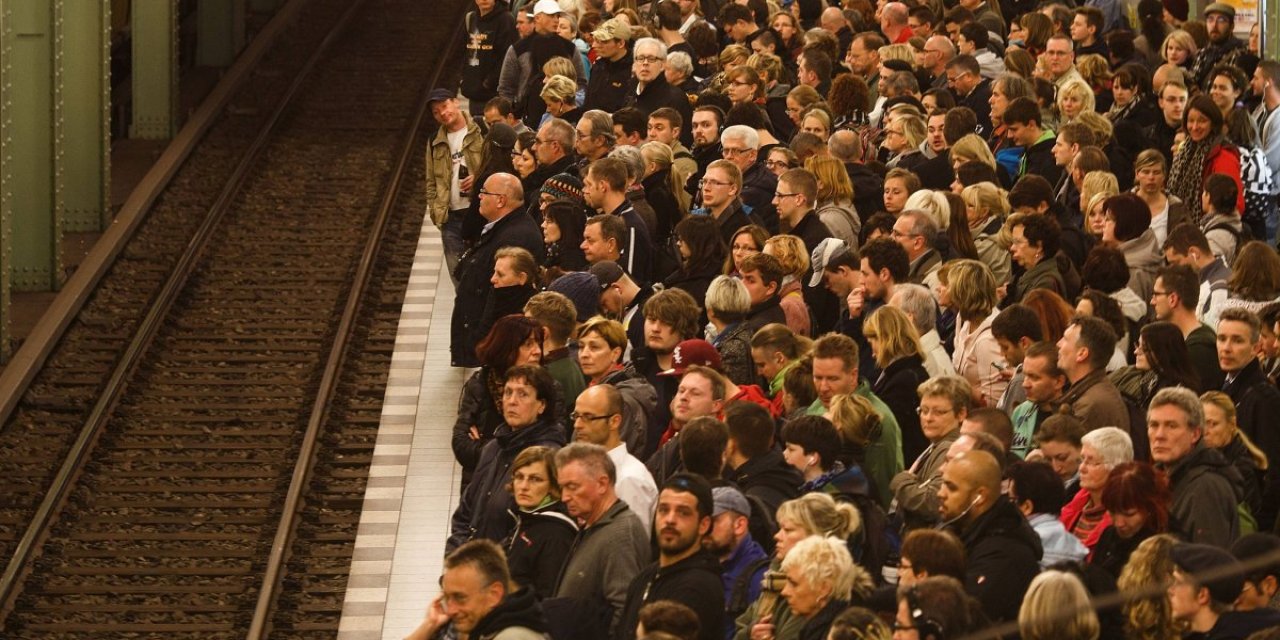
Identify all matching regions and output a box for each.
[448,417,567,552]
[616,550,725,640]
[628,74,694,147]
[1020,136,1062,187]
[585,53,634,114]
[506,502,579,598]
[789,211,839,332]
[740,161,780,234]
[713,200,762,247]
[959,78,994,137]
[915,152,955,191]
[872,355,930,463]
[453,368,505,474]
[470,586,552,639]
[845,162,883,232]
[478,283,537,349]
[1221,357,1280,529]
[726,449,803,519]
[461,8,518,103]
[642,169,684,247]
[451,209,546,366]
[744,295,789,334]
[948,496,1043,624]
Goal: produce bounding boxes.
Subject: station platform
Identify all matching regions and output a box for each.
[336,218,468,640]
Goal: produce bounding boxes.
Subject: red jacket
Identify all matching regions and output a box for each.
[1204,144,1246,214]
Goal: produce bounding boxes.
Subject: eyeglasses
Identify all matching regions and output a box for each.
[570,412,617,423]
[765,160,792,169]
[635,54,664,64]
[478,190,504,198]
[917,406,953,416]
[1151,290,1171,298]
[721,147,753,157]
[946,71,969,83]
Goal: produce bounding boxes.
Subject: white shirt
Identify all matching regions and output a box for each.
[609,443,658,535]
[920,329,956,379]
[446,127,470,211]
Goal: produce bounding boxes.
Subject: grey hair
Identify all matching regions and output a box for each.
[1148,387,1205,431]
[634,37,668,59]
[541,117,577,150]
[721,124,760,150]
[889,283,937,336]
[607,145,645,182]
[554,442,617,485]
[705,275,752,317]
[1081,426,1133,469]
[899,209,940,248]
[579,110,617,144]
[903,191,951,231]
[667,51,694,78]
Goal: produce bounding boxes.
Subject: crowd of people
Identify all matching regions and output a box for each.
[415,0,1280,637]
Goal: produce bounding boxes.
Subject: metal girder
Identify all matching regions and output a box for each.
[1265,0,1277,60]
[197,0,246,68]
[0,0,62,297]
[129,0,178,139]
[57,0,112,232]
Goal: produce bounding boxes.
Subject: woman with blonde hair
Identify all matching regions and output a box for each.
[826,393,885,472]
[804,155,861,247]
[1018,570,1101,640]
[1161,29,1198,70]
[764,235,812,337]
[1075,53,1113,112]
[640,141,689,232]
[775,536,872,640]
[1200,391,1268,516]
[863,306,929,462]
[882,112,927,172]
[950,134,998,171]
[735,492,863,640]
[709,44,751,92]
[1117,533,1181,640]
[800,107,833,139]
[961,182,1012,285]
[1081,170,1120,240]
[540,75,582,124]
[878,43,916,64]
[946,260,1006,405]
[1057,79,1096,124]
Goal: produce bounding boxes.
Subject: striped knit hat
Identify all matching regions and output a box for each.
[540,173,585,207]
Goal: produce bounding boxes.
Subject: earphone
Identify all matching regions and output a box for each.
[905,585,945,640]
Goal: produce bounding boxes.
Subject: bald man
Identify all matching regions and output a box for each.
[820,7,854,61]
[880,2,913,44]
[451,173,547,366]
[923,35,955,90]
[938,450,1042,624]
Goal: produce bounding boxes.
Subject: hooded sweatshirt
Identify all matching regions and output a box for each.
[949,496,1044,623]
[616,549,726,640]
[470,586,552,640]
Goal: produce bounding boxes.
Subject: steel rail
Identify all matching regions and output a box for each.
[0,0,371,624]
[243,12,468,638]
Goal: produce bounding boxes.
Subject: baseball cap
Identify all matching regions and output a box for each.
[712,486,752,517]
[426,88,456,104]
[487,122,517,151]
[533,0,562,15]
[1171,542,1245,605]
[809,238,850,288]
[658,339,723,377]
[592,17,633,42]
[588,261,626,289]
[1204,2,1235,18]
[663,472,714,518]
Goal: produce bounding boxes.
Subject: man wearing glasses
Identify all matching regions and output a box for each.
[944,55,992,137]
[572,384,658,535]
[627,38,692,143]
[699,159,759,246]
[1041,34,1084,90]
[450,173,545,367]
[718,125,777,233]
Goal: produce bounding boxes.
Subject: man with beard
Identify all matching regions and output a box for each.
[685,105,725,197]
[616,473,725,640]
[704,485,770,640]
[1189,3,1257,91]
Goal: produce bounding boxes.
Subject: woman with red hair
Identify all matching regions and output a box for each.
[1090,461,1171,580]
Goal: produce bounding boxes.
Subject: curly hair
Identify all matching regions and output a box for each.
[1118,534,1181,640]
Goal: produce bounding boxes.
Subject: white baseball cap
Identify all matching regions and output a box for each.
[532,0,562,15]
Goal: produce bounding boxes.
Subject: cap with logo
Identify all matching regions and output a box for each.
[592,17,633,42]
[658,339,723,377]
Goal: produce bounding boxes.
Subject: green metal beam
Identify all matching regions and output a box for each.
[129,0,177,139]
[0,0,9,358]
[197,0,245,68]
[57,0,112,232]
[1265,0,1277,61]
[1,0,62,296]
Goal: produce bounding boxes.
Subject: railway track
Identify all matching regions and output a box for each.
[0,0,463,636]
